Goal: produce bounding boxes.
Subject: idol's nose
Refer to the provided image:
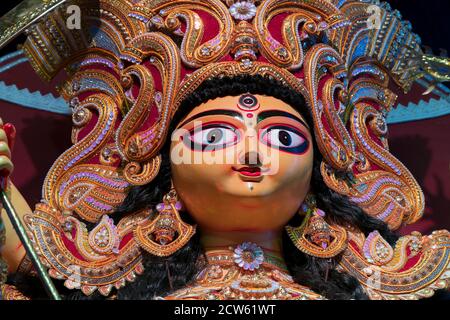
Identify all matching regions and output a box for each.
[238,151,263,167]
[237,128,264,166]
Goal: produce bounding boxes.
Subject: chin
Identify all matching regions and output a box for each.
[219,176,281,198]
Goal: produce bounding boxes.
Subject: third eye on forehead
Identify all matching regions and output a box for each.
[238,94,260,111]
[179,109,309,130]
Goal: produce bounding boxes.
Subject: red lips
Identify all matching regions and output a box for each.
[232,166,262,177]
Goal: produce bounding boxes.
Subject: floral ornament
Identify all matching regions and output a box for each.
[233,242,264,271]
[229,1,257,21]
[207,265,223,279]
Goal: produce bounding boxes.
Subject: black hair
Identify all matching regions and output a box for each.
[8,74,399,300]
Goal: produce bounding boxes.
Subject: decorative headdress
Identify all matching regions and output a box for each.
[9,0,449,298]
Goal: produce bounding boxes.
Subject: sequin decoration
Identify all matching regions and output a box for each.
[229,2,257,21]
[233,242,265,271]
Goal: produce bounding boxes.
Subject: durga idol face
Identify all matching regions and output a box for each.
[170,94,314,232]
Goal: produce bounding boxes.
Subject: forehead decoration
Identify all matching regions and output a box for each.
[237,94,260,111]
[13,0,450,298]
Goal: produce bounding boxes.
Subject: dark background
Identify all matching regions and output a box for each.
[389,0,450,54]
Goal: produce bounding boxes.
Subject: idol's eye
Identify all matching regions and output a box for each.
[260,125,309,154]
[185,124,239,151]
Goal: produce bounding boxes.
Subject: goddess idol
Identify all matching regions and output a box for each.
[0,0,449,300]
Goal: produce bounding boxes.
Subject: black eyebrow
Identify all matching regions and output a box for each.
[257,110,310,129]
[177,109,243,128]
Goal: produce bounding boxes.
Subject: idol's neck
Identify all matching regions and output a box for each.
[200,229,285,260]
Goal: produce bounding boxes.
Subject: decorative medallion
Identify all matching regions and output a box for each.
[233,242,265,271]
[229,1,257,21]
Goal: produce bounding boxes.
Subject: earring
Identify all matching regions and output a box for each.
[134,188,196,257]
[286,194,347,259]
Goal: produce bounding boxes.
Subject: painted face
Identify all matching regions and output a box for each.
[170,94,313,232]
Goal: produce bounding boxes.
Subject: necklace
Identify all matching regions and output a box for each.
[164,242,325,300]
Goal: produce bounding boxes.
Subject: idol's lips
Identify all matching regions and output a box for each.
[233,166,262,177]
[232,166,268,182]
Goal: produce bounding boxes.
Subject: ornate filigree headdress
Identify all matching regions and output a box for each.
[10,0,449,298]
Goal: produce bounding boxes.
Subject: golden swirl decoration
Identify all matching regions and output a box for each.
[43,95,118,203]
[25,203,144,296]
[55,164,128,223]
[254,0,348,69]
[303,43,356,171]
[321,78,355,165]
[123,155,162,186]
[115,32,181,185]
[115,64,155,161]
[339,230,450,300]
[343,70,424,228]
[63,69,125,103]
[308,40,425,229]
[48,95,126,223]
[348,104,424,228]
[120,33,181,162]
[131,0,235,67]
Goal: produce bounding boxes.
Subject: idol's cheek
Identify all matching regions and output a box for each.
[280,150,313,178]
[170,141,235,186]
[258,150,313,199]
[262,142,313,178]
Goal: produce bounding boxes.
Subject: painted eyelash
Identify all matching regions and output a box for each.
[188,123,238,134]
[185,124,240,151]
[262,125,306,137]
[261,125,309,154]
